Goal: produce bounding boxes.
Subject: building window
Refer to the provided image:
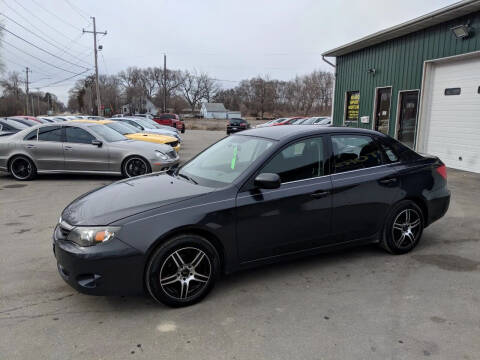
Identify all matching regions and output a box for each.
[345,91,360,125]
[444,87,461,95]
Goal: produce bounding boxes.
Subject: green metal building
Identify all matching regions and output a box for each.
[323,0,480,173]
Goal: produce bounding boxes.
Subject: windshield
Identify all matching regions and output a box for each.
[130,118,158,129]
[179,135,275,188]
[89,124,127,142]
[300,117,318,125]
[106,121,139,135]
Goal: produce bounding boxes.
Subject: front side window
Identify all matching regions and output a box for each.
[179,135,275,187]
[38,126,63,142]
[332,135,382,173]
[65,127,95,144]
[261,137,325,183]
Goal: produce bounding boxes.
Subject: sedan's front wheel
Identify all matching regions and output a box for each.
[145,234,220,307]
[122,156,151,178]
[380,200,424,254]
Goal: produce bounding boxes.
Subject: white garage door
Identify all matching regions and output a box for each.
[424,55,480,173]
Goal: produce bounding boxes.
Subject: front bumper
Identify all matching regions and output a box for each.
[53,225,145,296]
[150,155,180,172]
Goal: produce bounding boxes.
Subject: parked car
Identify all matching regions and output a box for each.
[71,120,180,152]
[112,117,182,142]
[37,116,58,123]
[298,117,331,126]
[273,117,303,126]
[153,113,186,133]
[0,118,30,133]
[7,117,41,127]
[0,122,179,180]
[226,118,250,134]
[52,126,450,307]
[126,116,180,134]
[255,118,288,128]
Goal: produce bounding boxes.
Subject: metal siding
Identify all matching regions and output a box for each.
[333,12,480,136]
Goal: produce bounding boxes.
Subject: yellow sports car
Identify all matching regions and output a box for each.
[70,120,180,152]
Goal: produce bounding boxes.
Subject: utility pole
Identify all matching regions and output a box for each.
[163,53,167,113]
[25,67,31,115]
[83,17,107,116]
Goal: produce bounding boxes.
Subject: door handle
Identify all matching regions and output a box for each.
[311,190,330,199]
[25,144,35,149]
[64,146,73,151]
[379,177,397,184]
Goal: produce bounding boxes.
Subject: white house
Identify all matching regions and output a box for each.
[201,103,228,119]
[227,111,242,119]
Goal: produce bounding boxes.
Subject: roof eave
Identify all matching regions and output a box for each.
[322,0,480,57]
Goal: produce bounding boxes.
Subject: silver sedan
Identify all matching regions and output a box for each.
[0,122,179,180]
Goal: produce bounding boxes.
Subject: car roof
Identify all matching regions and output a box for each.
[237,125,384,141]
[69,119,113,124]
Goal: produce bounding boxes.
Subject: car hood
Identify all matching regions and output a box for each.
[61,172,213,226]
[125,133,177,144]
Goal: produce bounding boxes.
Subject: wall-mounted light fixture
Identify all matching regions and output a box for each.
[367,68,376,76]
[451,24,471,39]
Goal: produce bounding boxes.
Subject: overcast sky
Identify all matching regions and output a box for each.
[1,0,458,103]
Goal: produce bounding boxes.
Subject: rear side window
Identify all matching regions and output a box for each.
[65,127,95,144]
[332,135,383,173]
[261,137,325,183]
[24,130,38,141]
[38,126,63,142]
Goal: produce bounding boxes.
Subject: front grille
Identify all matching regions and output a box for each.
[166,141,179,148]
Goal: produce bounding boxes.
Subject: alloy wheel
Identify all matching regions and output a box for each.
[391,208,421,249]
[125,158,148,177]
[159,247,212,300]
[11,158,32,180]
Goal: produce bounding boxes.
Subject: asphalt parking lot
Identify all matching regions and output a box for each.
[1,130,479,360]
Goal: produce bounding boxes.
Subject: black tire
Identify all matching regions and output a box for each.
[121,156,151,178]
[181,125,185,134]
[145,234,220,307]
[380,200,424,254]
[9,155,37,181]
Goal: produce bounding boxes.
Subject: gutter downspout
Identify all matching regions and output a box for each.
[322,56,337,122]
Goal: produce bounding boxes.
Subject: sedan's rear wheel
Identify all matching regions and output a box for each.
[146,234,220,307]
[380,200,424,254]
[9,156,37,181]
[122,156,150,178]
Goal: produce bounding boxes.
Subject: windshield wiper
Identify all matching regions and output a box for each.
[177,172,198,184]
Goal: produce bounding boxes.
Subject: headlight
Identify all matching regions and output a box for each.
[155,150,168,160]
[66,226,121,247]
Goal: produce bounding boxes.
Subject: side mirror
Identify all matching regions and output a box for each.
[254,173,281,189]
[92,139,103,147]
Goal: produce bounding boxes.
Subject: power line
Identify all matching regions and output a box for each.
[9,0,89,49]
[0,25,90,70]
[0,12,91,67]
[36,69,90,88]
[29,0,85,32]
[64,0,90,22]
[2,38,88,74]
[1,46,54,76]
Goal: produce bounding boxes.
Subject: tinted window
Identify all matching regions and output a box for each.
[38,126,63,142]
[0,122,14,131]
[332,135,382,173]
[106,122,138,135]
[380,143,399,163]
[65,127,95,144]
[261,137,325,183]
[24,130,38,141]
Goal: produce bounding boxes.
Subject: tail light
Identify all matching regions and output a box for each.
[436,164,447,179]
[240,123,246,127]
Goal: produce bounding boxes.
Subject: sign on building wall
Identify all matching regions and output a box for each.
[345,91,360,124]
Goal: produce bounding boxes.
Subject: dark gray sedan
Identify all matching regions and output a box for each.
[0,122,179,180]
